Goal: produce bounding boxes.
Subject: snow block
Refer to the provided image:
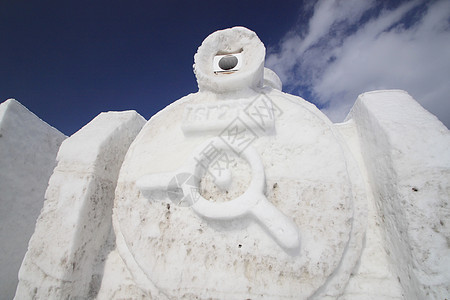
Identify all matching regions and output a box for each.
[15,110,146,299]
[0,99,66,300]
[346,90,450,299]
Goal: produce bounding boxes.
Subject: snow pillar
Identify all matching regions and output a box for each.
[15,110,146,299]
[0,99,66,300]
[346,90,450,299]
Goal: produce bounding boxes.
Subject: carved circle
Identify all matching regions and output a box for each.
[218,55,238,70]
[113,94,367,299]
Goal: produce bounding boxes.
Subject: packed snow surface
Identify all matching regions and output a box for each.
[0,99,66,300]
[344,90,450,299]
[15,110,145,299]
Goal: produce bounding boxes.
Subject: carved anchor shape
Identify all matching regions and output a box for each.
[137,137,300,252]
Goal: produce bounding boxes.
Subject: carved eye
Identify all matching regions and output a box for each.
[218,55,238,71]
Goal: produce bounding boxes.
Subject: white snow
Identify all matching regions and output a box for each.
[342,90,450,299]
[263,67,282,91]
[109,27,367,299]
[0,99,66,300]
[15,110,145,299]
[194,27,265,93]
[137,137,301,251]
[334,119,405,299]
[111,88,366,299]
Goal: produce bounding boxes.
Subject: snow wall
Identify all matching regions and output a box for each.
[15,110,146,299]
[342,90,450,299]
[0,99,66,300]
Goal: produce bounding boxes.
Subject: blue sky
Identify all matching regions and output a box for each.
[1,0,449,135]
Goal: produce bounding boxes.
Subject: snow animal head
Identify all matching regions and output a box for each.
[194,27,266,94]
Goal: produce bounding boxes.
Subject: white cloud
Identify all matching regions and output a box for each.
[267,0,450,128]
[266,0,376,84]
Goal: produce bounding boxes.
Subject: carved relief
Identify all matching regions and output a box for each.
[112,27,367,299]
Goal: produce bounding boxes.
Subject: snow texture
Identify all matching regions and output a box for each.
[194,27,265,94]
[342,90,450,299]
[0,99,66,300]
[112,89,367,299]
[110,27,367,299]
[263,67,282,91]
[136,137,301,251]
[14,110,145,299]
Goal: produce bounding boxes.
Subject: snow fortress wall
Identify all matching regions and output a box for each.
[0,99,66,300]
[343,90,450,299]
[15,110,146,299]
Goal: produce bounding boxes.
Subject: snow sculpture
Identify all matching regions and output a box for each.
[111,26,367,299]
[15,26,450,300]
[137,137,301,251]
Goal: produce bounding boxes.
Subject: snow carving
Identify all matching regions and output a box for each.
[137,137,301,252]
[14,26,449,300]
[111,27,367,299]
[181,95,280,136]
